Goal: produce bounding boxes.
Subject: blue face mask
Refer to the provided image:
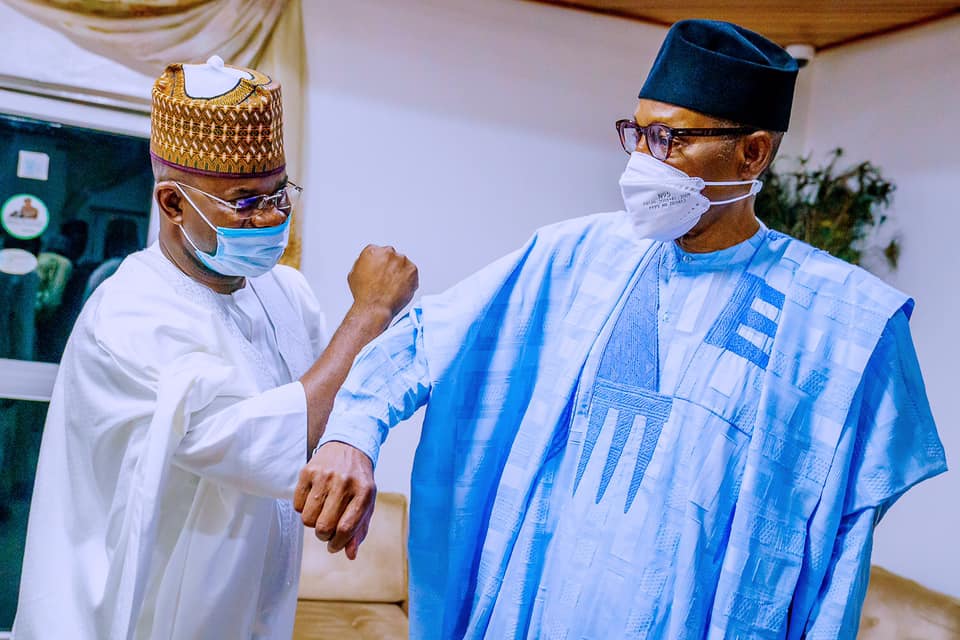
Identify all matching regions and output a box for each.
[176,184,290,277]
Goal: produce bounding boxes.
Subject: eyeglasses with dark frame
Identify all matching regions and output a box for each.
[615,119,757,161]
[175,180,303,219]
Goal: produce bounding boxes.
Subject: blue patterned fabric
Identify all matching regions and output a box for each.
[318,212,946,639]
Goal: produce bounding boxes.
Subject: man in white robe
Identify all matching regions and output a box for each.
[13,56,418,639]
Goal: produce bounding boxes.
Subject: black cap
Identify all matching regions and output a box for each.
[639,19,799,131]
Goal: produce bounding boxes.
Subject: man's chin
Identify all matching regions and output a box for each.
[680,220,709,241]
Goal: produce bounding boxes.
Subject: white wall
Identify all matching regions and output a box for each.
[1,0,955,599]
[299,0,665,495]
[801,16,960,598]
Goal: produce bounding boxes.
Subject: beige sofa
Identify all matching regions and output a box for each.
[294,493,960,639]
[294,492,409,640]
[858,566,960,639]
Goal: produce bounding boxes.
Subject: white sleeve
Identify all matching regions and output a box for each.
[93,265,317,501]
[172,381,309,500]
[172,268,324,498]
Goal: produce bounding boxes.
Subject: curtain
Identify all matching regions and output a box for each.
[3,0,306,268]
[3,0,288,78]
[258,0,305,269]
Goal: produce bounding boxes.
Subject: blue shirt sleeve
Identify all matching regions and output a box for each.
[789,309,947,639]
[844,308,947,516]
[314,308,432,466]
[801,507,877,639]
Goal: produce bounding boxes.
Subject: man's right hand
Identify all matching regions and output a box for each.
[294,441,377,560]
[348,245,418,322]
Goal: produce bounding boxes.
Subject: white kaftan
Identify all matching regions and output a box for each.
[14,243,327,639]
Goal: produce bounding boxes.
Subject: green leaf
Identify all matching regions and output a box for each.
[757,148,897,270]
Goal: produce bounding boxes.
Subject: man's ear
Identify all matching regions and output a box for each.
[738,131,775,180]
[155,182,184,224]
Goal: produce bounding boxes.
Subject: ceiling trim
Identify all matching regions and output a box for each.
[817,7,959,51]
[522,0,960,52]
[523,0,674,30]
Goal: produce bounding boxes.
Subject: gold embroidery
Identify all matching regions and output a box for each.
[150,61,285,176]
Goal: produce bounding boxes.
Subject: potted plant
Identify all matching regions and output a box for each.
[756,148,900,270]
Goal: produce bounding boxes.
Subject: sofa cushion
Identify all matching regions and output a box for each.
[293,601,408,640]
[299,492,408,603]
[858,566,960,639]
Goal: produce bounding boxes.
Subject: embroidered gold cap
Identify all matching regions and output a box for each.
[150,55,285,177]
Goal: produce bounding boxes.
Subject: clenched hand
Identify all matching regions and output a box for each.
[348,244,418,322]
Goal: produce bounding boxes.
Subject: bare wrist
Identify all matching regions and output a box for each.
[346,301,394,333]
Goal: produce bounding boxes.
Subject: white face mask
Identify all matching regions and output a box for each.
[618,152,762,242]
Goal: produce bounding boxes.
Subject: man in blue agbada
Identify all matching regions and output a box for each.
[294,19,947,639]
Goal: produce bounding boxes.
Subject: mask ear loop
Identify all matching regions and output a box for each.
[173,183,219,256]
[706,180,763,206]
[174,183,220,232]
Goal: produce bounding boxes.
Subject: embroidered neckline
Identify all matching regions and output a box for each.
[667,222,767,273]
[138,244,278,391]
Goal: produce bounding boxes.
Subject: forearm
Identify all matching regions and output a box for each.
[315,309,432,466]
[300,302,394,455]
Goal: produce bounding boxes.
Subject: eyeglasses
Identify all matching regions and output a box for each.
[175,180,303,219]
[615,119,757,161]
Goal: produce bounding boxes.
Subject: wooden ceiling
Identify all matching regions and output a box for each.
[525,1,960,50]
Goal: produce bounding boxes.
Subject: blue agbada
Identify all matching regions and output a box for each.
[318,211,946,639]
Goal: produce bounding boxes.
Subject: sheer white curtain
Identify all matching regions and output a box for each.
[3,0,306,267]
